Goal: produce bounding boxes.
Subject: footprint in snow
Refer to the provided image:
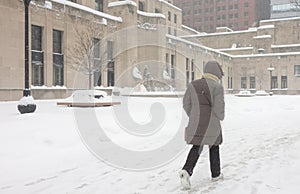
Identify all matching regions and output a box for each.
[75,183,89,190]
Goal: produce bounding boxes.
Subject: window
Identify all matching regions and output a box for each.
[186,58,190,86]
[171,54,175,79]
[107,40,113,61]
[191,60,195,81]
[165,53,169,73]
[107,40,114,86]
[250,76,255,89]
[272,3,295,13]
[244,21,249,26]
[295,65,300,76]
[281,76,287,89]
[93,38,101,86]
[168,27,171,34]
[228,67,233,89]
[138,1,145,11]
[228,76,233,89]
[244,2,249,8]
[53,29,64,86]
[174,14,177,23]
[95,0,103,12]
[174,29,177,36]
[67,0,77,2]
[271,76,278,89]
[155,8,161,13]
[241,77,247,89]
[244,12,249,18]
[31,25,44,86]
[168,11,171,21]
[107,62,114,86]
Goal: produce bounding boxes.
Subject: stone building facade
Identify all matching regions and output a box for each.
[0,0,214,101]
[182,17,300,94]
[1,0,300,101]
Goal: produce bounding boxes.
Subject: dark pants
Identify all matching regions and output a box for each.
[182,145,221,178]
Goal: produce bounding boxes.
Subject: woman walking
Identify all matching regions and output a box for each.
[179,61,225,190]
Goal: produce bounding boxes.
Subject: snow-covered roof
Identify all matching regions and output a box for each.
[260,16,300,23]
[216,26,233,32]
[108,0,137,8]
[167,34,300,60]
[179,28,257,38]
[158,0,182,11]
[271,44,300,48]
[181,25,201,34]
[51,0,122,22]
[253,35,272,39]
[166,34,231,58]
[218,47,254,52]
[234,52,300,59]
[257,25,275,29]
[137,10,166,19]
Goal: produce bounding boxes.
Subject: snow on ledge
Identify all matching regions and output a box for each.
[51,0,122,22]
[31,85,68,89]
[216,26,233,32]
[181,25,201,34]
[137,10,166,19]
[234,51,300,58]
[108,0,137,8]
[158,0,181,11]
[253,35,272,39]
[257,25,275,29]
[180,28,257,38]
[271,44,300,48]
[261,16,300,23]
[218,47,254,51]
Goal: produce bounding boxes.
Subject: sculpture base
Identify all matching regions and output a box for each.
[18,104,36,114]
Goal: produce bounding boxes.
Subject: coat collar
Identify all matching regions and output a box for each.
[202,73,219,82]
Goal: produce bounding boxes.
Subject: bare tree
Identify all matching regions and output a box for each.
[290,0,300,10]
[69,17,106,90]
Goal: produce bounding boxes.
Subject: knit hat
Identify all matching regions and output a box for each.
[204,61,224,79]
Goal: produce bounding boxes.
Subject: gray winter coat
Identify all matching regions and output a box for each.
[183,75,225,145]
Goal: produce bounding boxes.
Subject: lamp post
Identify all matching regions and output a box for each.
[267,65,275,96]
[18,0,37,114]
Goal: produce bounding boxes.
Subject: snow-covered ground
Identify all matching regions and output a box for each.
[0,95,300,194]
